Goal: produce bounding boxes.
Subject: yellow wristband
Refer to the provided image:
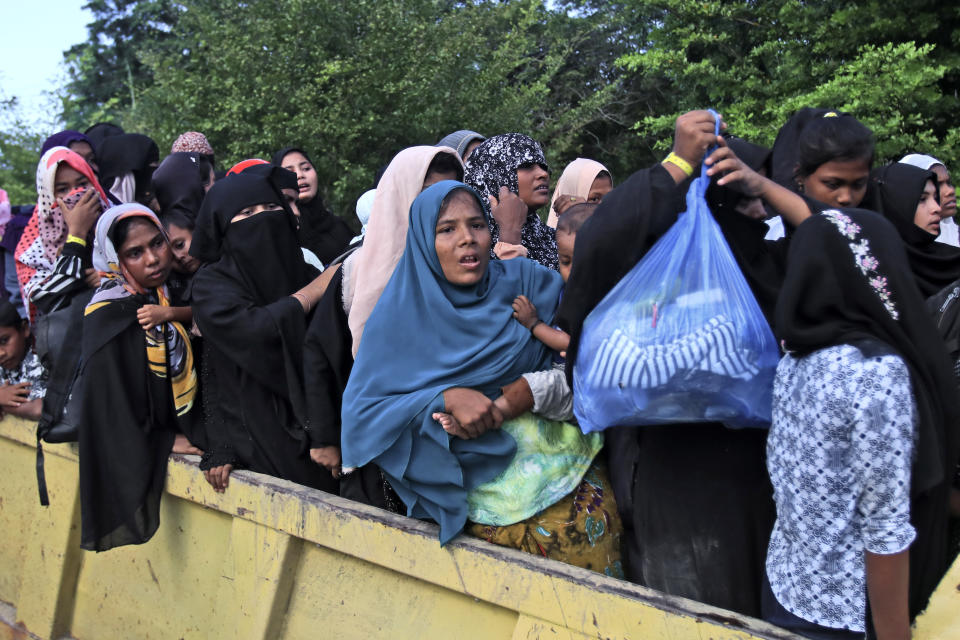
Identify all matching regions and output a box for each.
[663,152,694,177]
[66,234,87,247]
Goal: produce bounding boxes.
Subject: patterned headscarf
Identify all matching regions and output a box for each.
[87,204,197,415]
[464,133,558,269]
[171,131,214,156]
[15,147,109,315]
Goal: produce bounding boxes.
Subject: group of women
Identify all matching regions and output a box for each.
[8,109,960,637]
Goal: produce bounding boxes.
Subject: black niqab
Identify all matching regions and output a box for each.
[776,208,960,618]
[867,162,960,298]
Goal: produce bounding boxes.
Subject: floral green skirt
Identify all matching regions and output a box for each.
[466,461,624,579]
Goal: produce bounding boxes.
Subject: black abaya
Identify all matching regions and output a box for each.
[557,161,775,617]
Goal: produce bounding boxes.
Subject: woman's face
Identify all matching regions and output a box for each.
[230,202,282,224]
[800,158,870,208]
[434,190,491,287]
[516,163,550,209]
[0,323,29,371]
[53,164,92,199]
[914,179,942,235]
[587,174,613,203]
[119,218,173,290]
[281,151,319,202]
[932,164,956,219]
[204,166,216,193]
[68,141,98,174]
[166,223,200,274]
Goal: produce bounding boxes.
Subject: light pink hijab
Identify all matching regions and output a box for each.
[547,158,610,228]
[346,145,464,355]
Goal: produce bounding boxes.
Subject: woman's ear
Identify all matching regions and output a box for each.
[19,320,31,338]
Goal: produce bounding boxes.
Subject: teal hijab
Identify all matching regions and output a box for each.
[340,180,563,543]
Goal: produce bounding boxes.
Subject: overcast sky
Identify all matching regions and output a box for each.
[0,2,92,128]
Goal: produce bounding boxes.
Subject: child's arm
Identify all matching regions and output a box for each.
[512,295,570,352]
[865,550,910,640]
[137,304,192,330]
[7,398,42,421]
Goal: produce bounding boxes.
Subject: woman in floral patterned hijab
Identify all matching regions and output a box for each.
[464,133,558,269]
[770,208,959,633]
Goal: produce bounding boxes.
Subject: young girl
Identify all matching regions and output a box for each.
[547,159,612,227]
[16,147,109,320]
[764,109,874,239]
[870,162,960,298]
[0,298,46,420]
[79,204,201,551]
[766,209,959,637]
[273,146,354,264]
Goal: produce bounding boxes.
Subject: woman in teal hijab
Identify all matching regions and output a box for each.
[340,180,565,543]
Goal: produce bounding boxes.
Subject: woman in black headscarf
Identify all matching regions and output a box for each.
[770,208,959,632]
[868,162,960,298]
[80,204,201,551]
[152,152,214,300]
[97,133,160,206]
[463,133,558,269]
[272,147,354,264]
[189,170,337,494]
[557,111,795,616]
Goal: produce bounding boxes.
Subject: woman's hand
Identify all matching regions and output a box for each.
[552,194,585,218]
[60,189,102,238]
[309,446,342,479]
[0,382,31,409]
[441,387,504,439]
[137,304,171,330]
[705,137,766,196]
[511,295,539,329]
[488,186,526,244]
[204,464,233,493]
[664,110,727,184]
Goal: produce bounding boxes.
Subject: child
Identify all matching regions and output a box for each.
[0,299,46,420]
[765,209,959,637]
[434,202,596,430]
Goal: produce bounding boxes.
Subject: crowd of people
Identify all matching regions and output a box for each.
[0,107,958,639]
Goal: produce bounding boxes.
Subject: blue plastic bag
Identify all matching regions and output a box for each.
[573,114,779,433]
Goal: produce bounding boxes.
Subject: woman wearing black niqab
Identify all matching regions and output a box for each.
[775,208,960,624]
[272,146,354,264]
[189,170,337,493]
[868,162,960,298]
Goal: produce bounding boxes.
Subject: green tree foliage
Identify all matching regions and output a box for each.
[122,0,639,214]
[0,94,45,205]
[56,0,960,214]
[616,0,960,167]
[61,0,180,128]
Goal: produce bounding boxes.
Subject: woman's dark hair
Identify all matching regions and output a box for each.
[160,209,196,233]
[110,216,156,249]
[557,203,599,235]
[0,299,25,329]
[426,152,464,182]
[795,114,874,179]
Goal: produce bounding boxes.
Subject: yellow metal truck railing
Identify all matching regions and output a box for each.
[0,415,956,640]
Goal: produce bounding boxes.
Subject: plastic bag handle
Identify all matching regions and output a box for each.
[695,109,722,193]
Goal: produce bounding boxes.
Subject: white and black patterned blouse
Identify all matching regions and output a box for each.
[766,344,916,632]
[0,348,48,400]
